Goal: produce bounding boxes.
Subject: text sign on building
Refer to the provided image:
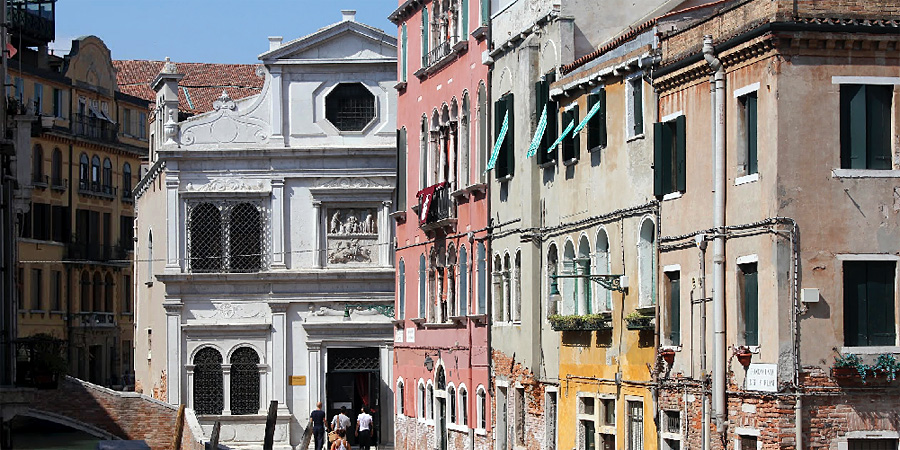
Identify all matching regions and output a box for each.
[746,363,777,392]
[406,327,415,343]
[395,329,404,343]
[289,375,307,386]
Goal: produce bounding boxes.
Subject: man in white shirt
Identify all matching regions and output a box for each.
[330,406,351,432]
[355,406,374,450]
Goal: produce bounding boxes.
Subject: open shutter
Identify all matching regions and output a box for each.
[422,7,429,67]
[494,95,508,178]
[868,261,896,346]
[587,90,607,150]
[653,122,665,197]
[675,115,687,192]
[535,79,549,165]
[867,84,892,170]
[841,85,867,169]
[461,0,469,36]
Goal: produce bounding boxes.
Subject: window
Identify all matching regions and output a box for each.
[493,254,505,321]
[421,6,429,64]
[545,391,557,450]
[398,259,406,319]
[189,203,223,272]
[32,145,44,183]
[91,155,100,189]
[104,273,113,312]
[739,263,758,346]
[460,93,471,186]
[494,93,515,179]
[459,245,468,316]
[79,153,89,189]
[562,241,577,314]
[34,83,43,113]
[193,347,224,415]
[397,379,405,415]
[513,251,521,321]
[51,205,68,243]
[848,439,899,450]
[627,401,644,450]
[535,73,559,166]
[477,242,486,314]
[653,116,686,197]
[477,83,488,181]
[460,0,469,38]
[738,91,758,176]
[122,275,131,313]
[476,386,486,429]
[638,220,656,307]
[122,163,132,197]
[496,386,508,446]
[92,272,102,312]
[188,202,265,273]
[51,148,62,187]
[577,395,597,450]
[844,260,896,346]
[587,89,607,150]
[595,230,611,312]
[667,271,681,346]
[841,84,892,170]
[228,203,262,272]
[138,112,147,138]
[561,105,580,163]
[147,230,153,284]
[326,83,375,132]
[230,347,260,415]
[601,398,615,425]
[400,23,408,82]
[547,243,559,314]
[577,236,591,315]
[740,436,757,450]
[396,128,407,210]
[102,158,112,193]
[426,383,434,420]
[123,108,132,135]
[32,203,50,241]
[419,254,427,318]
[418,381,426,419]
[480,0,489,25]
[627,76,644,138]
[79,271,89,313]
[53,88,64,118]
[663,410,681,450]
[449,385,457,423]
[50,270,61,311]
[30,268,42,310]
[514,387,525,446]
[17,268,23,310]
[459,387,468,425]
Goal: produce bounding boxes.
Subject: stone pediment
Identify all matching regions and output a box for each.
[177,85,271,148]
[259,21,396,62]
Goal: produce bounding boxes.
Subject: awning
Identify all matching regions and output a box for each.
[547,119,575,153]
[526,104,547,158]
[572,98,603,134]
[485,110,508,173]
[416,182,447,224]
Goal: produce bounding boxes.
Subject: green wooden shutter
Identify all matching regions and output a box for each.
[494,96,506,178]
[841,85,867,169]
[653,122,665,197]
[669,273,681,346]
[571,105,580,161]
[867,85,892,170]
[675,115,687,193]
[505,94,515,177]
[843,261,867,346]
[561,108,574,161]
[867,261,896,346]
[401,24,408,82]
[422,7,429,67]
[461,0,469,36]
[743,266,758,346]
[397,128,407,210]
[481,0,489,25]
[587,90,607,150]
[633,80,643,136]
[746,93,757,175]
[535,79,548,165]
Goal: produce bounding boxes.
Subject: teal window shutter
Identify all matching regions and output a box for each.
[422,7,429,67]
[537,74,558,165]
[675,115,686,193]
[562,106,579,162]
[841,84,866,169]
[843,261,896,346]
[419,254,427,318]
[459,246,468,316]
[504,94,515,177]
[742,264,758,346]
[495,96,508,178]
[866,84,891,170]
[398,259,406,319]
[745,93,757,175]
[401,24,408,82]
[481,0,489,26]
[653,122,665,197]
[461,0,469,37]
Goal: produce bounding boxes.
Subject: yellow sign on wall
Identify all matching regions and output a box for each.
[290,375,307,386]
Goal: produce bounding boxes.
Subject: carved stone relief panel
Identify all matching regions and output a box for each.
[326,207,378,265]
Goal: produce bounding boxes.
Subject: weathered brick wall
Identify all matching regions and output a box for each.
[492,350,546,450]
[29,377,203,450]
[395,405,492,450]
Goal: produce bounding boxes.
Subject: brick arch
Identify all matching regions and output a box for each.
[12,408,118,440]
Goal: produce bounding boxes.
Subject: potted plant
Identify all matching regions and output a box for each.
[660,348,676,366]
[624,311,653,330]
[872,353,900,382]
[832,352,866,382]
[735,346,753,368]
[548,314,613,331]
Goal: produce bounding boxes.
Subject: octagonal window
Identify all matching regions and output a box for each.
[325,83,375,132]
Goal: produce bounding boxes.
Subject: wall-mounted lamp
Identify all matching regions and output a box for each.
[424,354,434,371]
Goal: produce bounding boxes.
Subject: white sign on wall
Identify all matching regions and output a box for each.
[406,327,415,343]
[746,363,778,392]
[395,329,404,343]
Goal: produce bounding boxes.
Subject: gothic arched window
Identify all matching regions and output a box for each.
[229,203,262,272]
[91,155,100,189]
[193,347,223,415]
[122,163,132,196]
[79,153,89,189]
[189,203,222,273]
[92,272,102,312]
[102,158,112,193]
[230,347,260,415]
[104,273,114,312]
[458,245,468,316]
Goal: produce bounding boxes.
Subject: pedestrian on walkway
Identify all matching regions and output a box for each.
[330,406,351,432]
[355,406,373,450]
[330,429,351,450]
[310,401,327,450]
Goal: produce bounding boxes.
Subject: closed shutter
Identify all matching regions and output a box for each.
[461,0,469,35]
[501,94,515,178]
[397,128,407,210]
[669,273,681,346]
[481,0,489,25]
[675,115,687,193]
[867,261,896,346]
[401,24,408,82]
[841,85,867,169]
[867,85,891,170]
[538,74,558,165]
[653,122,665,197]
[587,90,606,150]
[422,7,429,67]
[562,106,579,162]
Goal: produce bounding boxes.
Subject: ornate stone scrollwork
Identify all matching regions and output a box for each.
[213,90,236,111]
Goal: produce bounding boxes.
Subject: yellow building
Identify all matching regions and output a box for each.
[13,35,148,388]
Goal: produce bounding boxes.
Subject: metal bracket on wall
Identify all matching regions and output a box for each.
[551,274,627,293]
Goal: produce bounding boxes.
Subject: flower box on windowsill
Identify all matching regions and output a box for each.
[548,314,613,332]
[625,312,654,331]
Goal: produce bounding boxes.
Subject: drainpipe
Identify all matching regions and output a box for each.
[702,34,727,436]
[696,234,709,450]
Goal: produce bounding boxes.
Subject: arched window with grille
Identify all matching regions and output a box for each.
[92,272,102,312]
[79,153,89,189]
[32,144,43,183]
[104,273,113,312]
[396,378,405,415]
[449,385,457,424]
[102,158,112,193]
[189,203,223,273]
[51,148,62,187]
[91,155,100,189]
[229,203,262,272]
[230,347,260,415]
[193,347,223,415]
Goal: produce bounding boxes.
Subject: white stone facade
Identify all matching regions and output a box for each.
[134,12,397,450]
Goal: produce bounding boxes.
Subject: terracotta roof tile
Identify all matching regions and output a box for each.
[112,60,264,115]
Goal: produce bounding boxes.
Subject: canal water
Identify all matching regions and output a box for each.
[10,417,101,449]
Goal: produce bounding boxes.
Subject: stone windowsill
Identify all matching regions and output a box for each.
[662,191,683,201]
[735,173,759,185]
[839,346,900,355]
[832,169,900,178]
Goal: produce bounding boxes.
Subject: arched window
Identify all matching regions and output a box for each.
[91,155,100,189]
[104,273,114,312]
[230,347,260,415]
[420,116,428,189]
[51,148,62,187]
[449,385,457,424]
[32,144,43,183]
[400,23,408,83]
[436,365,446,390]
[459,386,468,425]
[398,259,406,319]
[80,271,90,313]
[595,229,611,312]
[476,386,486,430]
[418,381,426,419]
[193,347,224,415]
[477,242,486,314]
[503,253,512,322]
[562,241,576,315]
[397,378,405,415]
[189,203,223,273]
[418,254,426,318]
[639,219,656,307]
[477,82,488,180]
[92,272,102,312]
[460,93,471,186]
[79,153,89,189]
[447,245,457,319]
[578,236,592,314]
[229,203,262,272]
[459,245,468,316]
[493,254,504,322]
[122,163,132,195]
[102,158,112,192]
[547,243,559,315]
[513,250,521,322]
[426,383,434,420]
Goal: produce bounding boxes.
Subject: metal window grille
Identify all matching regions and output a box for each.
[193,348,223,415]
[230,347,260,415]
[229,203,262,272]
[325,83,375,131]
[627,401,644,450]
[332,356,379,372]
[189,203,223,273]
[188,201,267,273]
[665,410,680,434]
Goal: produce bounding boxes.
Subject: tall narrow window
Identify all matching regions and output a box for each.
[79,153,89,189]
[230,347,261,415]
[102,158,112,193]
[638,220,656,307]
[189,203,223,273]
[547,244,559,315]
[739,263,758,346]
[51,148,62,187]
[398,259,406,319]
[502,254,511,322]
[738,91,758,176]
[545,391,557,450]
[229,203,262,272]
[397,127,407,210]
[91,155,101,189]
[123,108,132,135]
[627,401,644,450]
[421,6,429,66]
[513,251,521,322]
[53,88,63,118]
[515,387,525,446]
[138,112,147,138]
[477,242,486,314]
[480,0,489,26]
[843,261,896,347]
[397,379,405,414]
[92,272,102,312]
[840,84,892,170]
[577,236,591,315]
[30,268,42,310]
[193,348,224,415]
[50,270,61,311]
[535,73,559,166]
[401,23,408,82]
[32,145,44,183]
[628,77,644,138]
[122,163,133,197]
[587,89,607,150]
[595,230,611,311]
[493,255,505,322]
[104,273,113,312]
[477,83,488,181]
[653,116,687,197]
[460,387,468,425]
[666,271,681,346]
[122,275,131,313]
[80,271,89,313]
[449,385,457,423]
[459,245,468,316]
[419,254,427,318]
[494,93,515,179]
[147,230,153,284]
[460,0,469,37]
[460,93,471,186]
[477,387,486,429]
[561,105,580,163]
[34,83,43,113]
[562,241,577,315]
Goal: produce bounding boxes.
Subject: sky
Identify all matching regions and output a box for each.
[51,0,397,64]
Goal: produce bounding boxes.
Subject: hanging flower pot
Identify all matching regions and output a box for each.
[660,349,676,366]
[736,349,752,368]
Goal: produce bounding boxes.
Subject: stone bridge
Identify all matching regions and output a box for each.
[1,377,204,450]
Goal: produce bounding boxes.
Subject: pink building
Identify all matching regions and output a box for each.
[389,1,492,449]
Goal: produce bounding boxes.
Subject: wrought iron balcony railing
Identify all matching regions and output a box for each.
[73,113,118,143]
[418,182,454,228]
[423,40,452,69]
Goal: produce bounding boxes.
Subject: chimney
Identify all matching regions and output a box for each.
[268,36,283,51]
[150,58,184,149]
[341,10,356,22]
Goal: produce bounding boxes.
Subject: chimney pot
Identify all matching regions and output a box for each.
[268,36,283,51]
[341,10,356,22]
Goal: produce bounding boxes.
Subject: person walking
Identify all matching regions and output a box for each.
[355,406,373,450]
[331,406,352,432]
[331,429,351,450]
[310,401,327,450]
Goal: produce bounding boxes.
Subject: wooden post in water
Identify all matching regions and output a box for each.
[263,400,277,450]
[172,404,185,450]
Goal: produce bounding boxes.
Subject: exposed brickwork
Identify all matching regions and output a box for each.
[27,377,203,450]
[395,411,492,450]
[492,350,547,450]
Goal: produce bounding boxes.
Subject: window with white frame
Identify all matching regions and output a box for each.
[847,438,899,450]
[626,75,644,139]
[426,382,434,421]
[839,82,893,170]
[514,386,525,445]
[513,250,521,322]
[577,394,597,450]
[843,260,896,347]
[459,386,468,425]
[418,381,426,419]
[448,384,457,424]
[627,400,644,450]
[595,229,611,312]
[638,219,656,307]
[545,390,557,450]
[735,83,759,178]
[662,410,682,450]
[600,398,616,448]
[476,385,486,430]
[398,259,406,319]
[187,200,266,273]
[493,254,505,322]
[577,236,592,315]
[459,245,469,316]
[397,379,405,414]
